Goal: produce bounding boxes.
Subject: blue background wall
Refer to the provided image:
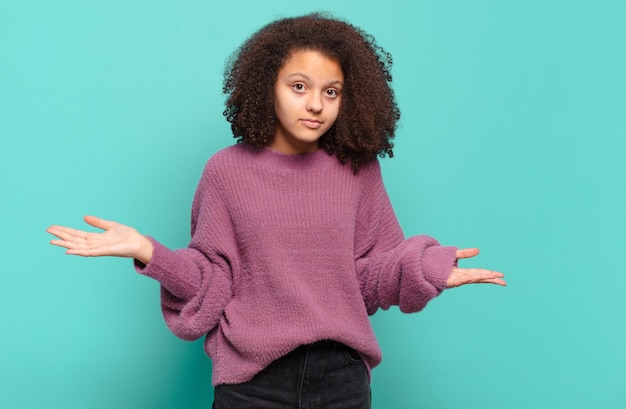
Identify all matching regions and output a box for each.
[1,0,624,408]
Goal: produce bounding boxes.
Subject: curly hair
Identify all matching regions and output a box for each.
[223,13,400,171]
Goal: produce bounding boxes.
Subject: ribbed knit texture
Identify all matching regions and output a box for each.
[135,144,457,386]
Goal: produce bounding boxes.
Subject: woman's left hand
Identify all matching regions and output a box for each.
[446,248,506,288]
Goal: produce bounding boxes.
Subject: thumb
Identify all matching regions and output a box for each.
[83,215,114,231]
[455,248,480,260]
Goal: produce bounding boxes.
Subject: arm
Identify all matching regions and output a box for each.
[46,216,205,301]
[354,162,504,315]
[357,234,457,314]
[358,242,505,314]
[353,162,455,314]
[47,159,237,341]
[136,238,233,340]
[136,160,237,340]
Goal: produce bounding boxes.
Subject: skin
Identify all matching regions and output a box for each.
[47,216,505,287]
[46,50,506,288]
[47,215,154,265]
[271,50,344,154]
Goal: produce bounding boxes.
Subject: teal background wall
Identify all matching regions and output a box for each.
[2,0,624,408]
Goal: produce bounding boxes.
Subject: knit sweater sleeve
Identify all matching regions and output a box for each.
[354,161,457,315]
[134,158,236,341]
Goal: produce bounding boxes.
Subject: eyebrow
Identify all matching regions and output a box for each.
[287,72,344,86]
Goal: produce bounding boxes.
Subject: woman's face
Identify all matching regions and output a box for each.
[271,49,344,154]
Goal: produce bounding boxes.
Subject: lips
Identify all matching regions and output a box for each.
[301,119,323,129]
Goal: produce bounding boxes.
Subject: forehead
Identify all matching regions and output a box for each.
[279,49,344,80]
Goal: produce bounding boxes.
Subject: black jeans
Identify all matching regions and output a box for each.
[213,341,371,409]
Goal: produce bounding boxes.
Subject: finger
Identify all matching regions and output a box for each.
[50,237,92,250]
[455,248,479,259]
[83,215,114,231]
[49,239,74,249]
[46,225,89,241]
[447,267,505,288]
[463,267,504,279]
[66,246,111,257]
[482,278,507,286]
[470,277,507,286]
[466,273,505,285]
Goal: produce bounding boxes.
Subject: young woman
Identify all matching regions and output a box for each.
[47,13,505,408]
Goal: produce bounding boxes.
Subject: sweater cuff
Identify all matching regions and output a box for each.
[421,244,457,291]
[133,237,200,300]
[397,236,457,313]
[133,236,163,278]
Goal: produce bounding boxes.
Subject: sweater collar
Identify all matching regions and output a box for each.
[258,146,333,169]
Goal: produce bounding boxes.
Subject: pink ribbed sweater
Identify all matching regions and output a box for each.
[135,144,456,386]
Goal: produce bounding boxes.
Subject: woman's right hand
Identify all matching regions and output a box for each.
[46,215,153,264]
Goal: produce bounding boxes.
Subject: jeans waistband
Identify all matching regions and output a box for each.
[300,339,352,352]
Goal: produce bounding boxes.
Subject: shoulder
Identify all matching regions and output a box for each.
[206,143,254,167]
[189,144,250,195]
[356,158,384,189]
[359,158,382,176]
[201,143,256,177]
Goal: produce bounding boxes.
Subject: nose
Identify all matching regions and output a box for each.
[306,93,323,114]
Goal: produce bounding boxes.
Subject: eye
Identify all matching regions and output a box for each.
[292,83,306,92]
[325,88,340,98]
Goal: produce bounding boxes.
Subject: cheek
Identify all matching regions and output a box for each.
[274,90,295,115]
[273,93,286,118]
[274,99,289,121]
[329,100,342,122]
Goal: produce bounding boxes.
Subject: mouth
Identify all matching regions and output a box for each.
[301,119,323,129]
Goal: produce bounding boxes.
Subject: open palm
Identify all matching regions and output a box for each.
[47,215,152,264]
[446,248,505,288]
